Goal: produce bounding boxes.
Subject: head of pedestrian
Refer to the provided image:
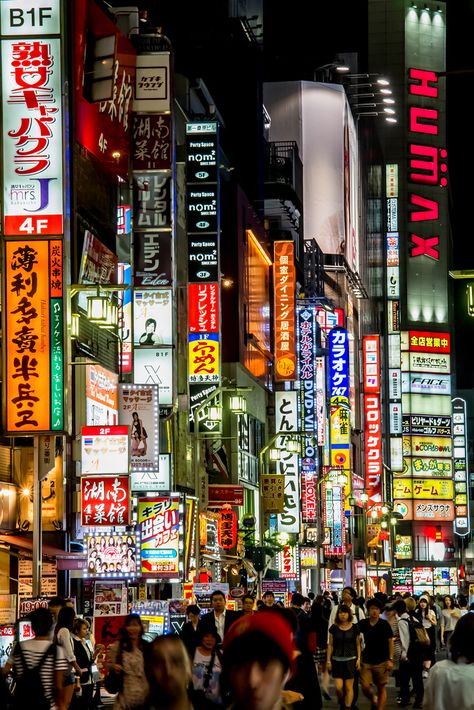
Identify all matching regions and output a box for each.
[366,597,384,620]
[290,592,304,608]
[146,634,192,706]
[29,607,54,638]
[222,611,297,710]
[405,597,417,613]
[241,595,255,614]
[341,587,355,606]
[48,595,66,623]
[262,591,275,607]
[302,597,311,613]
[335,603,353,625]
[391,599,407,617]
[210,590,227,615]
[185,603,201,625]
[448,613,474,662]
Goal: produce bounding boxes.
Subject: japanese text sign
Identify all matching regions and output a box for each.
[5,240,64,432]
[188,334,220,383]
[297,305,318,475]
[408,331,450,354]
[323,483,345,556]
[274,241,296,381]
[217,509,237,549]
[132,113,171,171]
[81,475,130,526]
[277,544,299,580]
[364,394,383,505]
[363,335,380,393]
[1,37,63,235]
[188,283,219,333]
[81,426,129,475]
[275,391,300,533]
[329,329,349,400]
[138,496,182,580]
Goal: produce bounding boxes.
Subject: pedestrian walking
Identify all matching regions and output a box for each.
[140,634,196,710]
[286,592,322,709]
[179,604,201,659]
[414,595,436,676]
[440,595,460,650]
[358,598,394,710]
[398,597,426,708]
[326,604,361,710]
[55,606,87,710]
[198,591,238,643]
[72,617,104,710]
[311,595,331,700]
[424,612,474,710]
[107,614,150,710]
[191,629,223,707]
[3,607,69,710]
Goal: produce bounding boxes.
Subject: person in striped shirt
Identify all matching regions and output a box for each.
[3,607,69,710]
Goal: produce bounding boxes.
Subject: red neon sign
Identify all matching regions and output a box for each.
[218,509,237,549]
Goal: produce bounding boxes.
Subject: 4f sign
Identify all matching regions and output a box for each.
[0,2,60,35]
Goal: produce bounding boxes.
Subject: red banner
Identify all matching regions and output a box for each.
[218,510,237,549]
[81,475,130,526]
[408,331,450,353]
[364,394,383,505]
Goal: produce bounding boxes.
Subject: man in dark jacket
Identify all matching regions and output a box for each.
[286,592,322,709]
[179,604,201,659]
[197,590,238,643]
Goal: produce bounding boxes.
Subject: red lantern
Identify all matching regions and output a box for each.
[218,509,237,549]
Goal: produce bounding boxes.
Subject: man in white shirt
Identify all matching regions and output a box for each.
[198,590,238,642]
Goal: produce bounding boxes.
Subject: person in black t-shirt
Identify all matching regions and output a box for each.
[358,598,394,710]
[327,604,361,710]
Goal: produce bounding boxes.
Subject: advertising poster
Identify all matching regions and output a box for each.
[94,615,126,672]
[18,561,57,601]
[119,385,159,472]
[134,289,172,346]
[81,475,130,526]
[130,454,171,492]
[138,496,182,580]
[134,348,173,406]
[0,625,15,668]
[118,263,133,374]
[13,445,64,532]
[94,581,128,616]
[86,534,137,577]
[134,232,172,287]
[81,426,129,475]
[86,364,118,426]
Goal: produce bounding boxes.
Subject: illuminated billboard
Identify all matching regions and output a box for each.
[134,348,173,406]
[134,289,172,346]
[275,391,300,533]
[329,328,351,474]
[274,241,296,381]
[188,283,219,333]
[81,475,130,526]
[86,364,118,426]
[86,534,137,578]
[119,385,159,472]
[452,398,470,537]
[81,425,129,475]
[138,495,183,580]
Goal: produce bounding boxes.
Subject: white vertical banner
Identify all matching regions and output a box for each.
[275,391,300,533]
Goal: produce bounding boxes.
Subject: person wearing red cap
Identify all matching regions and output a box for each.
[221,611,301,709]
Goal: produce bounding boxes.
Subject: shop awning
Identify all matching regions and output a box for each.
[0,534,86,569]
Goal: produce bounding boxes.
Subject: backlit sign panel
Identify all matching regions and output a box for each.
[363,335,380,392]
[406,331,450,353]
[1,37,63,235]
[364,394,383,505]
[138,495,183,580]
[297,305,318,475]
[413,500,455,522]
[81,425,129,475]
[119,385,159,473]
[401,372,451,395]
[452,398,470,536]
[188,334,220,383]
[188,283,219,333]
[134,289,173,346]
[134,53,170,113]
[275,391,300,533]
[1,1,60,35]
[134,348,172,406]
[132,113,171,171]
[274,241,296,381]
[81,475,130,526]
[134,232,172,287]
[402,351,450,374]
[403,414,451,437]
[86,534,137,578]
[5,240,64,432]
[393,478,453,500]
[277,544,300,580]
[323,483,345,556]
[329,328,351,473]
[134,173,172,230]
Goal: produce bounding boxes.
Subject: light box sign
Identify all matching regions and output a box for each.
[134,232,172,287]
[5,240,64,433]
[410,435,452,458]
[134,348,173,406]
[81,475,130,526]
[86,364,118,426]
[188,334,220,383]
[274,241,296,381]
[395,535,413,560]
[134,173,172,230]
[86,534,137,578]
[407,331,450,354]
[413,500,455,522]
[452,398,470,537]
[301,472,318,524]
[402,372,451,396]
[406,67,448,325]
[1,37,63,235]
[132,113,171,171]
[393,478,453,500]
[186,124,218,183]
[1,1,61,35]
[329,328,350,472]
[118,263,132,374]
[300,547,319,568]
[323,483,345,556]
[400,456,452,478]
[364,394,383,505]
[188,283,219,333]
[297,305,318,474]
[81,426,129,475]
[131,454,171,492]
[134,53,170,113]
[403,351,451,374]
[138,496,182,580]
[134,289,172,346]
[363,336,381,392]
[119,385,159,472]
[403,414,451,437]
[277,544,300,580]
[275,391,300,533]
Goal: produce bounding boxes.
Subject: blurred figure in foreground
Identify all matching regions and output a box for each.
[424,613,474,710]
[142,635,196,710]
[221,611,301,709]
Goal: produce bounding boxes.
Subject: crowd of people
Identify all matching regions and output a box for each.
[2,588,474,710]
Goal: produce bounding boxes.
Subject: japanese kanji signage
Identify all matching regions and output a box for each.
[322,482,345,556]
[275,391,300,533]
[188,334,220,383]
[413,501,454,521]
[132,113,171,171]
[274,241,296,381]
[188,283,219,333]
[1,36,63,235]
[363,336,380,393]
[452,398,470,537]
[5,240,64,432]
[329,328,351,474]
[406,331,450,353]
[261,474,285,514]
[81,426,129,475]
[81,476,130,526]
[138,495,182,580]
[393,478,453,500]
[297,305,318,478]
[364,394,383,505]
[277,544,299,580]
[217,509,237,549]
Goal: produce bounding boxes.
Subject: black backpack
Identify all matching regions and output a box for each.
[13,642,55,710]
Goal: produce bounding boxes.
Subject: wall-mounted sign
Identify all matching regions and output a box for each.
[301,472,318,524]
[452,397,470,537]
[186,187,218,233]
[275,391,300,533]
[403,414,451,437]
[86,534,137,578]
[134,347,173,406]
[217,510,237,549]
[188,283,219,333]
[132,113,171,171]
[399,457,452,478]
[277,544,300,580]
[402,372,451,396]
[130,454,171,492]
[297,305,318,475]
[86,364,118,426]
[364,394,382,505]
[134,232,172,287]
[300,547,319,568]
[409,435,452,458]
[186,125,218,183]
[363,335,381,392]
[138,495,182,580]
[81,475,130,526]
[208,485,244,507]
[329,328,350,475]
[2,37,63,235]
[261,474,285,514]
[119,385,159,472]
[274,241,296,381]
[81,426,129,475]
[395,535,413,560]
[405,331,450,354]
[188,334,220,383]
[402,351,451,374]
[118,263,133,374]
[134,53,170,112]
[188,235,219,282]
[413,500,455,522]
[393,478,453,500]
[133,173,172,230]
[323,483,345,556]
[134,289,173,346]
[5,240,64,432]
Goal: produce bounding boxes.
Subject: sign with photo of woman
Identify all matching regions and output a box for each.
[119,384,159,472]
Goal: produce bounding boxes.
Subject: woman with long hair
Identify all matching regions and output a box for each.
[108,614,150,710]
[72,617,104,709]
[424,613,474,709]
[326,604,361,710]
[415,595,437,676]
[440,595,460,650]
[142,635,195,710]
[54,606,85,709]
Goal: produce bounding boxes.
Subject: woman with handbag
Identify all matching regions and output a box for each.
[415,596,437,678]
[55,607,88,710]
[191,630,223,707]
[107,614,149,710]
[72,618,104,709]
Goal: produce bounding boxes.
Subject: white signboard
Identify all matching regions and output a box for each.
[1,1,60,35]
[134,348,173,406]
[275,391,300,534]
[1,37,63,235]
[130,454,171,492]
[402,372,451,396]
[81,426,129,475]
[134,289,173,346]
[134,53,170,112]
[402,351,451,374]
[119,385,159,472]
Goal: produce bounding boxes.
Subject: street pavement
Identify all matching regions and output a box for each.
[323,678,401,709]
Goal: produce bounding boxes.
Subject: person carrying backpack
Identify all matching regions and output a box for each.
[3,607,69,710]
[398,597,426,708]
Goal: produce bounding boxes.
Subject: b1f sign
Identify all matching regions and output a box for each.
[0,1,60,35]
